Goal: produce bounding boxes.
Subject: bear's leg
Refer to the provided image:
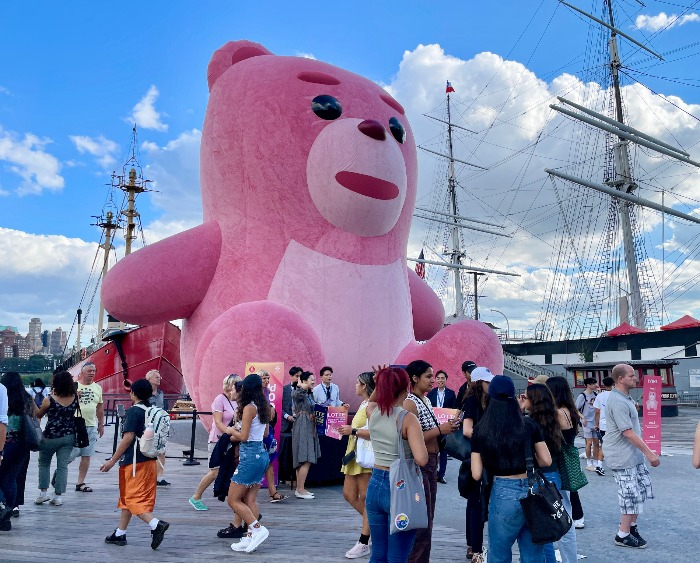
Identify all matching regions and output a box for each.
[396,319,504,377]
[190,301,325,413]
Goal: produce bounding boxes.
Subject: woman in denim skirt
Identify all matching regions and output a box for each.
[470,376,552,563]
[227,374,272,554]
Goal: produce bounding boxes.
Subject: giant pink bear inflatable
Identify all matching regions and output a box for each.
[101,40,504,411]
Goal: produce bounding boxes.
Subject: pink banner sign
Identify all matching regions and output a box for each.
[325,406,348,440]
[642,374,662,455]
[432,407,461,426]
[245,361,284,485]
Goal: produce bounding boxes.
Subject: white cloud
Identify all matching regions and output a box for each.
[0,86,10,95]
[296,52,316,60]
[69,134,119,170]
[141,128,203,231]
[390,43,700,336]
[126,85,168,132]
[0,127,64,195]
[635,12,700,32]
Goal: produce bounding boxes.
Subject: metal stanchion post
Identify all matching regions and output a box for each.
[182,410,200,466]
[109,404,126,458]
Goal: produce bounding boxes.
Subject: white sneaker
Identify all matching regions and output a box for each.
[345,541,371,559]
[35,492,50,505]
[231,534,252,552]
[245,525,269,553]
[50,497,63,506]
[585,464,595,471]
[574,518,585,529]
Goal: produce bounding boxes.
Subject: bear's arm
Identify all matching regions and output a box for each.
[101,221,222,325]
[407,267,445,341]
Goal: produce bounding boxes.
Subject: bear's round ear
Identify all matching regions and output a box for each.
[208,40,274,91]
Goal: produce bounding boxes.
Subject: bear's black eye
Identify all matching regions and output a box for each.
[311,95,342,120]
[389,117,406,143]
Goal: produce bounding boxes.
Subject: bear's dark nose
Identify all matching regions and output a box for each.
[357,119,386,141]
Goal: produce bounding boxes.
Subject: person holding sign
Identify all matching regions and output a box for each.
[337,371,375,559]
[427,370,457,485]
[605,364,660,549]
[292,371,321,499]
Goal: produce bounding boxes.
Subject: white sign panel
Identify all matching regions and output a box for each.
[689,369,700,388]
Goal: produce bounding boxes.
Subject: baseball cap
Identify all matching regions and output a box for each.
[462,360,477,373]
[532,374,549,384]
[470,367,494,384]
[488,375,516,401]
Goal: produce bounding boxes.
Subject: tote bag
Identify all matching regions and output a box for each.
[389,409,428,534]
[21,413,43,451]
[557,441,588,492]
[356,425,375,468]
[519,438,572,544]
[444,430,471,461]
[74,398,90,449]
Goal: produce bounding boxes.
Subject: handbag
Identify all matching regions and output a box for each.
[557,441,588,492]
[519,438,572,544]
[74,397,90,449]
[444,429,471,461]
[21,413,43,451]
[356,425,375,469]
[389,409,428,534]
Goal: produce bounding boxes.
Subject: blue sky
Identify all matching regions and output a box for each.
[2,0,700,344]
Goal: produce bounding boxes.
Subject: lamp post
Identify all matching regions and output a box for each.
[490,309,510,343]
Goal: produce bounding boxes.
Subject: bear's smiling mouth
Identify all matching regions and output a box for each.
[335,171,399,201]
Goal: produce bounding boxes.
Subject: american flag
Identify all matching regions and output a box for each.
[446,80,455,93]
[415,249,426,279]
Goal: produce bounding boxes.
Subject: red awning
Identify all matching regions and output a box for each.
[606,322,647,336]
[660,314,700,330]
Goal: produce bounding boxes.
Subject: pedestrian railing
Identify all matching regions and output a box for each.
[678,393,700,406]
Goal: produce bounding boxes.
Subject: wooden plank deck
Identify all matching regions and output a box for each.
[1,434,470,562]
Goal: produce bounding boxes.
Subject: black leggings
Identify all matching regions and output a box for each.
[465,477,484,553]
[570,489,584,520]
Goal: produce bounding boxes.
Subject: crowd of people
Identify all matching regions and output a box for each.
[1,358,699,562]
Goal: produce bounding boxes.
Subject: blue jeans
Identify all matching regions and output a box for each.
[541,471,578,563]
[488,477,544,563]
[38,434,75,494]
[366,468,417,563]
[0,440,30,507]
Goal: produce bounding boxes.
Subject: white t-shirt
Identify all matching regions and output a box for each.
[593,390,611,431]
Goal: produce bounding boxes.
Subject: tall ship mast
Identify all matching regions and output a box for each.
[412,82,519,326]
[59,127,184,395]
[546,0,700,334]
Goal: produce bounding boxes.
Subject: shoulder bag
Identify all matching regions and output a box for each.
[356,424,375,468]
[21,413,43,451]
[519,437,572,544]
[389,409,428,534]
[74,396,90,449]
[444,429,471,461]
[557,441,588,491]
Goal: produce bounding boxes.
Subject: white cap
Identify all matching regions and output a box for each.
[471,367,494,384]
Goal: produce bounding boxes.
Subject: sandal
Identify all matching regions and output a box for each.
[75,483,93,493]
[269,492,287,503]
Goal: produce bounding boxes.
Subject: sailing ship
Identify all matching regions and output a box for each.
[412,1,700,411]
[58,128,184,395]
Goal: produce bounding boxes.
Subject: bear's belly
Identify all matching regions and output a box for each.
[267,240,414,371]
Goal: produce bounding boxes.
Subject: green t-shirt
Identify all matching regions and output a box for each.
[75,382,103,427]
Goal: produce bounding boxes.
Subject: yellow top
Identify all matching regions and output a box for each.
[341,401,372,475]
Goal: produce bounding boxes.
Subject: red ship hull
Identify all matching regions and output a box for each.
[68,323,184,395]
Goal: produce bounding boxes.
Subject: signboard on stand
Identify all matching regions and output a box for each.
[642,374,662,455]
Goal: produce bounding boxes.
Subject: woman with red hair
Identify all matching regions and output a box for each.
[365,367,428,563]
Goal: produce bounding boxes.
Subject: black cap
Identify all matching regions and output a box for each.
[461,360,477,373]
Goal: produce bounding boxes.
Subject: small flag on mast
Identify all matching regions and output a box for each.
[446,80,455,93]
[415,249,426,279]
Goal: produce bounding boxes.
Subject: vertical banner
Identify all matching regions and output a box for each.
[642,374,662,455]
[245,361,284,484]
